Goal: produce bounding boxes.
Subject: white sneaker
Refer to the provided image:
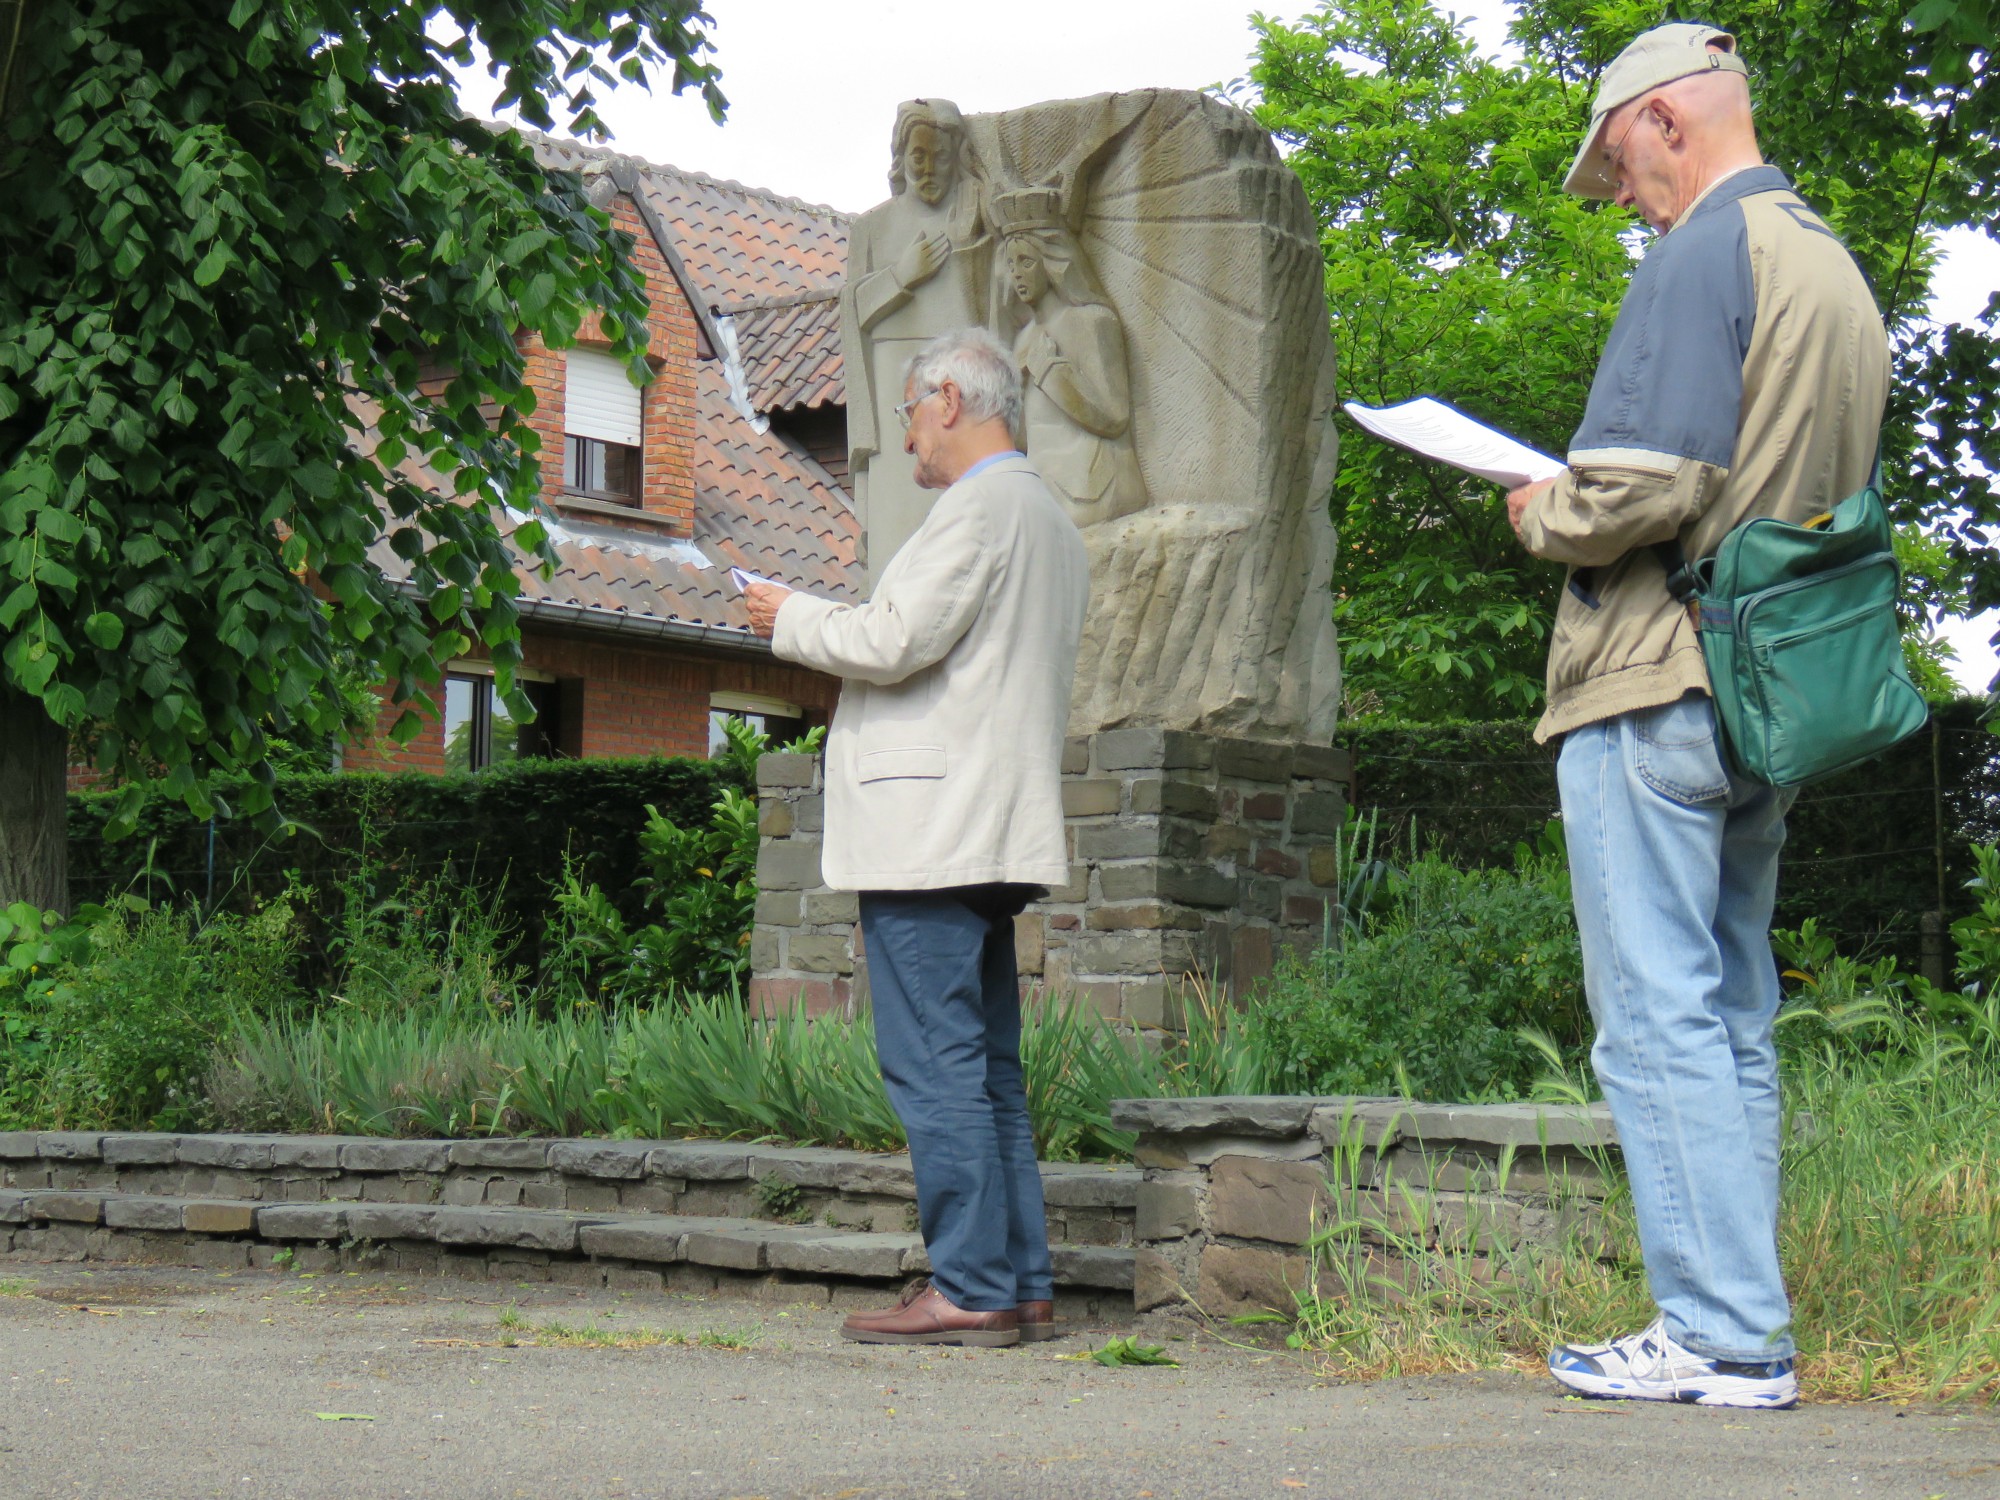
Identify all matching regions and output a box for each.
[1549,1316,1798,1408]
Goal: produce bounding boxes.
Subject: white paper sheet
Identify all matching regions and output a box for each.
[729,566,781,592]
[1343,397,1565,489]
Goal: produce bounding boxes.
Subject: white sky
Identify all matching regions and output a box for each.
[457,0,1999,691]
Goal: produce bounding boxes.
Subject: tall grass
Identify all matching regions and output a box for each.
[206,983,1279,1161]
[1285,1043,2000,1405]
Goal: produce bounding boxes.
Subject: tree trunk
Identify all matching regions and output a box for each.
[0,682,68,916]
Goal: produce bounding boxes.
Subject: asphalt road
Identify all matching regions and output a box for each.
[1,1260,1996,1499]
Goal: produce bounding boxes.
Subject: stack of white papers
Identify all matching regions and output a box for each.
[1343,398,1565,489]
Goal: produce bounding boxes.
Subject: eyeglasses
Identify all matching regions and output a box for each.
[895,388,943,430]
[1603,99,1659,180]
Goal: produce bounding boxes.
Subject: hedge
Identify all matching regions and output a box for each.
[1338,697,2000,969]
[67,755,739,979]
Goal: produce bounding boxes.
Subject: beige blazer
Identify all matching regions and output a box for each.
[771,456,1089,891]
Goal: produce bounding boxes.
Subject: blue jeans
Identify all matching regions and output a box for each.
[1557,693,1797,1362]
[858,887,1053,1312]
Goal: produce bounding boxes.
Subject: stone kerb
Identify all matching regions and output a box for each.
[0,1132,1138,1307]
[1113,1096,1621,1320]
[749,730,1354,1027]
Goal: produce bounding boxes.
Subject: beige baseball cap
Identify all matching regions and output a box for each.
[1563,23,1748,199]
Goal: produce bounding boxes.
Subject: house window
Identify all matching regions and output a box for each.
[564,434,640,502]
[709,691,805,758]
[564,348,643,506]
[444,669,562,771]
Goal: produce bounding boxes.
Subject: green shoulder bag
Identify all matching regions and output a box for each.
[1656,462,1929,788]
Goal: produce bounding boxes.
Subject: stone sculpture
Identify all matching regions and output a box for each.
[843,89,1340,741]
[839,99,990,584]
[992,188,1148,525]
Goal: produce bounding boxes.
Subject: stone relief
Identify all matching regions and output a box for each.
[838,99,990,585]
[841,89,1340,742]
[991,189,1148,525]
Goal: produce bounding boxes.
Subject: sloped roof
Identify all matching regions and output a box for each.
[693,362,857,596]
[728,290,845,412]
[525,131,848,413]
[367,362,859,643]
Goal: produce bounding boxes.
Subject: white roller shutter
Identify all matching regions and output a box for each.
[565,349,642,446]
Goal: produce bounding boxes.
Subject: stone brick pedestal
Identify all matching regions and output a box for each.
[748,728,1352,1024]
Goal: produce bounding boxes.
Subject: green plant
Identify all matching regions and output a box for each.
[204,985,1284,1160]
[753,1176,811,1225]
[1285,1042,2000,1404]
[1244,842,1587,1102]
[542,720,825,1003]
[324,854,525,1019]
[13,899,299,1130]
[1776,848,2000,1062]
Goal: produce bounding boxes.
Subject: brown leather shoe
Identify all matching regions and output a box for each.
[840,1283,1019,1347]
[840,1278,931,1330]
[1016,1299,1059,1343]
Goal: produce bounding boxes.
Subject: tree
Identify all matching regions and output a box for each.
[1247,0,1996,719]
[0,0,725,913]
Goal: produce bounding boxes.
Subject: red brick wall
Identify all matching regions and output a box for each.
[520,191,701,534]
[342,628,840,773]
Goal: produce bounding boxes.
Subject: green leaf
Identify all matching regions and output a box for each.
[83,612,124,650]
[191,243,233,287]
[1074,1336,1179,1368]
[1904,0,1958,30]
[0,583,36,629]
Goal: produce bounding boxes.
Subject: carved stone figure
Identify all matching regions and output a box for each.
[839,100,989,583]
[843,90,1341,741]
[992,188,1147,526]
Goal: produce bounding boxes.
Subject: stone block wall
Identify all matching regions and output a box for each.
[748,729,1353,1024]
[1113,1096,1619,1320]
[0,1132,1137,1315]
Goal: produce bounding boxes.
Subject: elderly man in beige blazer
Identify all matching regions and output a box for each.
[745,326,1089,1348]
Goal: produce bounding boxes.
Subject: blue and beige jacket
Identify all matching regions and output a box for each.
[1518,165,1890,741]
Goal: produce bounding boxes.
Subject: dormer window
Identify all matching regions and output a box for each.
[564,348,642,505]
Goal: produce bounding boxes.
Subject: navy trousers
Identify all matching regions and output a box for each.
[858,886,1053,1312]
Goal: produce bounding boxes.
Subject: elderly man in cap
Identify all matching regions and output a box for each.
[1505,23,1887,1408]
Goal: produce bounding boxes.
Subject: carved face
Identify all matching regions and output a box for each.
[902,122,956,206]
[1007,238,1048,307]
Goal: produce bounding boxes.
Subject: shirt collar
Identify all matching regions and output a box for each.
[958,449,1025,483]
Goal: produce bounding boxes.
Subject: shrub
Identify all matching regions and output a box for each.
[1775,840,2000,1063]
[5,901,299,1130]
[541,720,821,1004]
[1244,841,1587,1102]
[66,754,739,986]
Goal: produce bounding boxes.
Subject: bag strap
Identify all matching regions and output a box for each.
[1650,446,1884,607]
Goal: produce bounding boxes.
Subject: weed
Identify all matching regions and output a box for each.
[1283,1047,2000,1404]
[505,1312,757,1352]
[0,1277,36,1297]
[753,1176,811,1225]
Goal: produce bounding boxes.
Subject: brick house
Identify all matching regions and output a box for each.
[346,136,859,775]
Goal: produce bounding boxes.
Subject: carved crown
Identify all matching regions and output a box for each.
[991,187,1065,233]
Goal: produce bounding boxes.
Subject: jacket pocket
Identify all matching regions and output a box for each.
[857,745,947,782]
[1631,695,1730,806]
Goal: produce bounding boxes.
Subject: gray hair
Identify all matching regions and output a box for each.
[904,327,1022,440]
